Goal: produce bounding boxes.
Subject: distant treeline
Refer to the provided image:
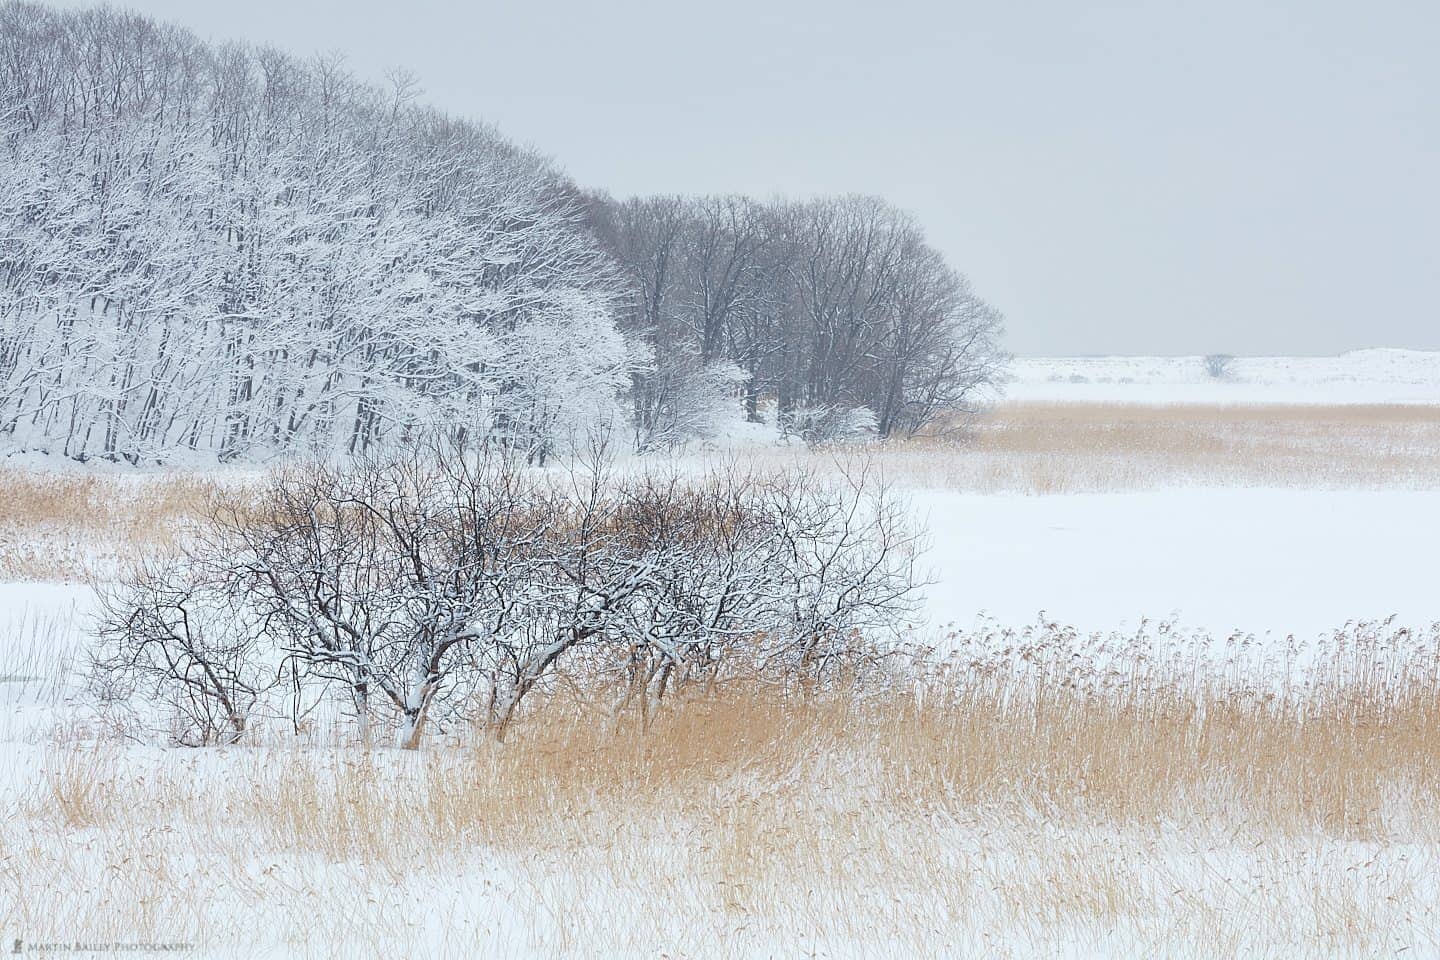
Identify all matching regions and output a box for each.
[0,2,1004,463]
[591,194,1005,448]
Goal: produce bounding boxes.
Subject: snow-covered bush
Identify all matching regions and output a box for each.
[95,443,923,745]
[629,350,749,451]
[779,405,879,446]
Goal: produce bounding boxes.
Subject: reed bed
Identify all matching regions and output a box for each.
[737,402,1440,494]
[0,467,218,581]
[4,621,1438,957]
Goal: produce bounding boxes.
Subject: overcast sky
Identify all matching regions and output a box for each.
[50,0,1439,356]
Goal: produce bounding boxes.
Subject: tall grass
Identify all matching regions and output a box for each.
[6,621,1439,957]
[0,468,217,581]
[736,402,1440,493]
[953,402,1440,493]
[0,610,80,742]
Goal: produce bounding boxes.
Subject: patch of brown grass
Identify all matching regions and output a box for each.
[3,401,1437,580]
[0,469,220,580]
[41,747,120,829]
[8,646,1440,955]
[720,402,1440,494]
[939,402,1440,492]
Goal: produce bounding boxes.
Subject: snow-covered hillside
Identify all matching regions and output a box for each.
[1007,348,1440,404]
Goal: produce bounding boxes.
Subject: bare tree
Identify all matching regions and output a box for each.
[215,442,557,747]
[95,556,270,745]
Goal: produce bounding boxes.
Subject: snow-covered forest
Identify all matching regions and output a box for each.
[0,2,1004,464]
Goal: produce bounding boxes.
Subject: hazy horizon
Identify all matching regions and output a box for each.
[44,0,1440,357]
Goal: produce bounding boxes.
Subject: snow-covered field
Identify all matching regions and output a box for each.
[904,350,1440,640]
[3,353,1439,958]
[1008,347,1440,404]
[918,487,1439,638]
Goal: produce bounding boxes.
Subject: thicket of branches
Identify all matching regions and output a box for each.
[94,441,923,746]
[0,2,1005,463]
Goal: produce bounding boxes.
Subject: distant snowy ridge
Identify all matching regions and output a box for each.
[1006,348,1440,405]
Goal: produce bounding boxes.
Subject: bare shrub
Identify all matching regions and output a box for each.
[94,556,269,745]
[593,461,923,723]
[95,441,922,746]
[229,445,561,747]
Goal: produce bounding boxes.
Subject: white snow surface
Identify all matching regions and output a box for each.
[1006,348,1440,405]
[915,487,1439,639]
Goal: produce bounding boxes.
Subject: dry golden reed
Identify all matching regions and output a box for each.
[0,468,217,580]
[13,656,1440,957]
[802,401,1440,493]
